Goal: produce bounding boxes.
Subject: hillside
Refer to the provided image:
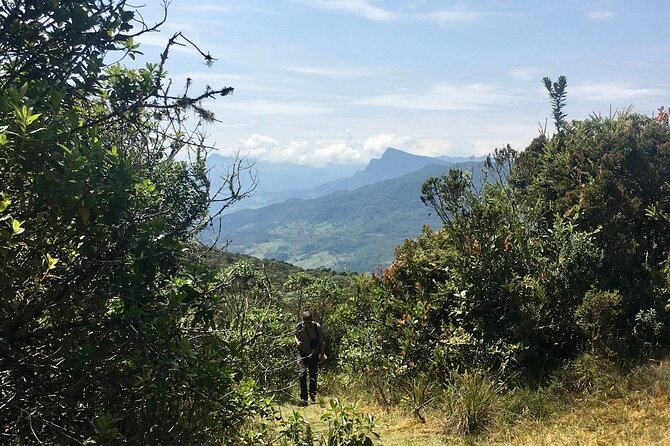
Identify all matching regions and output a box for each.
[217,162,484,272]
[195,246,353,287]
[207,148,470,211]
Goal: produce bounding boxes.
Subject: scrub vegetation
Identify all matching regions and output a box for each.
[1,2,670,445]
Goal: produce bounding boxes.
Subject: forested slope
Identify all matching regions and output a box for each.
[218,162,484,272]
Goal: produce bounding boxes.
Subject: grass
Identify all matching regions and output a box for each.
[277,360,670,445]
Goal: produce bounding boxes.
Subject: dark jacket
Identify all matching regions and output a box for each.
[295,321,324,357]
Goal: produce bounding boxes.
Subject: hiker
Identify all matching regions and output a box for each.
[295,311,325,406]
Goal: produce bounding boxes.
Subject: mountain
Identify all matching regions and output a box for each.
[207,148,460,212]
[206,154,360,213]
[308,148,453,196]
[215,161,485,272]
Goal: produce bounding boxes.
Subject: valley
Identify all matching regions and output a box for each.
[211,148,485,271]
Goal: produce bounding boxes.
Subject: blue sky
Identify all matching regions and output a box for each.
[135,0,670,166]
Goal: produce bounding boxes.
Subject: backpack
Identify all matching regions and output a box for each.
[298,321,321,351]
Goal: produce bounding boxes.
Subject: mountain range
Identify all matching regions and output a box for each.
[210,148,486,272]
[208,149,486,212]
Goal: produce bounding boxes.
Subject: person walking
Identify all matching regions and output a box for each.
[295,311,325,406]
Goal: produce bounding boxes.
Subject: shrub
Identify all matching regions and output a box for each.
[442,370,502,435]
[278,411,316,446]
[625,359,670,397]
[502,386,566,423]
[553,353,620,395]
[575,289,623,356]
[321,398,380,446]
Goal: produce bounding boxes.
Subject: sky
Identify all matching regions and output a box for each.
[133,0,670,166]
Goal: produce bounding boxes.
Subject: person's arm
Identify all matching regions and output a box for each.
[318,324,325,359]
[295,323,302,348]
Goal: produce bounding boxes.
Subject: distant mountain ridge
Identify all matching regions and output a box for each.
[309,148,452,196]
[207,154,358,192]
[208,148,483,211]
[216,160,486,272]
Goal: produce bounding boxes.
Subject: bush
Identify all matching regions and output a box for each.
[575,289,623,356]
[321,398,380,446]
[624,359,670,397]
[553,353,620,395]
[441,370,502,435]
[278,411,317,446]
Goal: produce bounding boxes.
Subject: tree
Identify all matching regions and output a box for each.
[0,1,260,443]
[543,75,568,134]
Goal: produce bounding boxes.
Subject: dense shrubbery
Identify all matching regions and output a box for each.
[330,107,670,422]
[0,1,272,443]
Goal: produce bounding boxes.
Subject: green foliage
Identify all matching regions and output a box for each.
[575,290,623,355]
[633,308,666,355]
[442,370,503,435]
[0,1,262,444]
[321,398,380,446]
[502,386,565,423]
[398,374,439,422]
[345,88,670,395]
[278,411,317,446]
[554,353,619,395]
[513,109,670,357]
[543,75,568,134]
[84,413,123,445]
[284,272,351,363]
[421,169,471,224]
[357,173,602,381]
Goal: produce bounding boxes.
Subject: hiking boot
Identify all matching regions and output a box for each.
[309,394,316,403]
[299,400,308,407]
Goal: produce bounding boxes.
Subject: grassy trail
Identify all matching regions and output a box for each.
[281,391,670,445]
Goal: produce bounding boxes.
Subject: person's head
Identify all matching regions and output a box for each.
[302,311,313,324]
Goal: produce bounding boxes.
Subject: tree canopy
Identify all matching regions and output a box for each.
[0,1,261,443]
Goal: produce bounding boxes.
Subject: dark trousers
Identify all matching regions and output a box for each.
[297,351,318,402]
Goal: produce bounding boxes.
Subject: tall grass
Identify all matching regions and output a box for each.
[441,370,503,435]
[305,359,670,445]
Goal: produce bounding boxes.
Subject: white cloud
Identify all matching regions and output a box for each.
[292,0,397,21]
[571,82,665,102]
[291,1,498,25]
[311,142,366,164]
[282,65,353,77]
[587,9,615,20]
[362,134,415,156]
[361,83,534,111]
[420,9,488,26]
[281,64,395,78]
[226,132,457,166]
[191,4,231,13]
[240,133,280,149]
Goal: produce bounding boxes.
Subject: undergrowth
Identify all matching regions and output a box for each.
[276,358,670,445]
